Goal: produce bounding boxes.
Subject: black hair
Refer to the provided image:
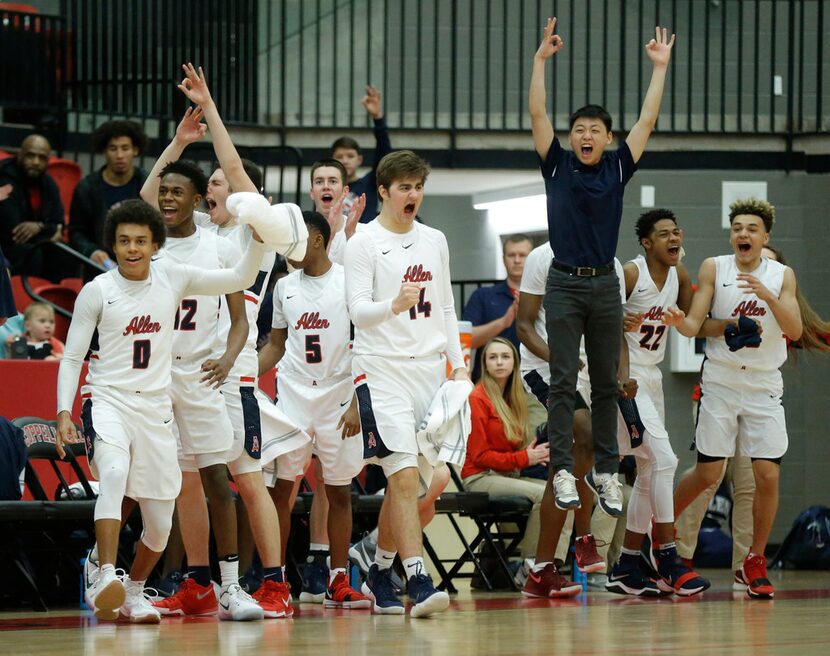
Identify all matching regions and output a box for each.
[635,209,677,244]
[331,136,361,154]
[211,158,264,193]
[104,199,166,250]
[569,104,613,132]
[302,210,331,249]
[159,160,208,197]
[309,158,348,186]
[91,120,148,154]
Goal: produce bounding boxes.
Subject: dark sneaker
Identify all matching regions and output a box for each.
[585,469,624,517]
[606,564,666,597]
[574,534,605,573]
[361,564,404,615]
[406,573,449,618]
[521,563,582,598]
[299,561,328,603]
[149,570,184,598]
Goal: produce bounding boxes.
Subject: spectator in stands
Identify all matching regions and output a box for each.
[0,135,64,278]
[463,234,533,380]
[4,301,64,360]
[69,120,148,275]
[461,337,549,560]
[331,85,391,223]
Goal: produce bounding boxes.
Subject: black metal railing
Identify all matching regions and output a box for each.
[2,1,828,145]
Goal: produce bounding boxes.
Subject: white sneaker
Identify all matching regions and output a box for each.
[218,583,265,621]
[552,470,581,510]
[586,470,624,517]
[120,578,161,624]
[86,566,125,621]
[82,551,99,608]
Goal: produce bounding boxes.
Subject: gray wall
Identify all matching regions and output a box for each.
[425,168,830,544]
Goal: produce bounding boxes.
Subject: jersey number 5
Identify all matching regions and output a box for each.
[408,288,432,320]
[638,324,666,351]
[133,339,151,369]
[305,334,322,363]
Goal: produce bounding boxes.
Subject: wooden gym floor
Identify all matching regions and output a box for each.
[2,570,829,656]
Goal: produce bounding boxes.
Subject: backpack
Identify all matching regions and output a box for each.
[771,506,830,570]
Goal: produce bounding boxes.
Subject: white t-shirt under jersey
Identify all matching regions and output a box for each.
[199,217,278,380]
[705,255,787,371]
[624,255,679,368]
[56,240,266,412]
[158,224,240,363]
[519,243,554,374]
[344,220,464,370]
[271,264,352,381]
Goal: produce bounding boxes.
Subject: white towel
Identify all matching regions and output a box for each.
[416,379,474,467]
[255,388,312,466]
[226,192,308,260]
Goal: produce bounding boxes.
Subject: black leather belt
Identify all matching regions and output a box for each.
[551,259,615,277]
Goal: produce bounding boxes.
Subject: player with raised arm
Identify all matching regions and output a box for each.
[529,17,675,520]
[56,200,265,622]
[139,95,263,620]
[344,150,468,617]
[663,198,805,599]
[259,210,370,610]
[169,64,308,617]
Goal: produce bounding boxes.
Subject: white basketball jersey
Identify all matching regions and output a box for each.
[86,267,178,392]
[159,227,238,363]
[624,255,678,367]
[215,224,277,379]
[347,221,455,359]
[519,243,554,374]
[706,255,787,371]
[272,264,352,380]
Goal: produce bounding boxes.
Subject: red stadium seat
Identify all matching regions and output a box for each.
[10,274,51,313]
[32,283,76,342]
[46,157,82,225]
[59,277,83,294]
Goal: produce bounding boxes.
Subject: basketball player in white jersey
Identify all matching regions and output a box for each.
[344,150,467,617]
[55,200,266,622]
[140,153,262,620]
[259,211,371,610]
[310,158,365,266]
[603,209,709,597]
[663,198,802,599]
[170,65,309,618]
[516,243,604,578]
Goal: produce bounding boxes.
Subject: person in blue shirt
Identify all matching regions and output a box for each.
[463,234,532,380]
[332,86,392,223]
[521,17,675,596]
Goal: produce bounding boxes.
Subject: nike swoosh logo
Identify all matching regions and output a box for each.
[637,288,648,293]
[286,295,296,299]
[164,418,172,425]
[722,283,733,287]
[196,590,214,600]
[107,299,118,305]
[403,243,413,249]
[340,401,349,407]
[381,249,391,255]
[608,573,627,582]
[529,572,542,584]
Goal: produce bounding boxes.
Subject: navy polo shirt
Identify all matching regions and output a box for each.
[462,281,520,379]
[541,137,637,267]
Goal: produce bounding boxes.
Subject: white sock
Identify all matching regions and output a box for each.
[100,563,115,576]
[219,558,239,589]
[375,547,396,571]
[531,561,552,574]
[124,577,145,593]
[329,567,347,584]
[309,542,329,553]
[402,556,426,579]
